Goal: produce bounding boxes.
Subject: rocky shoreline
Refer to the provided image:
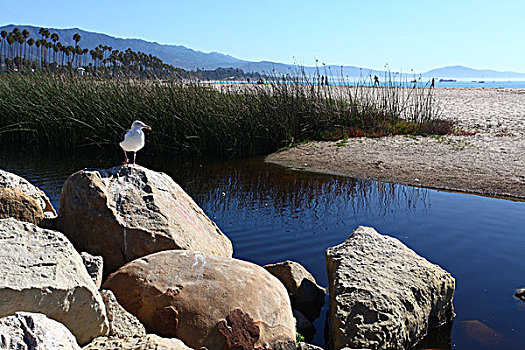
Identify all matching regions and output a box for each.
[0,165,455,349]
[266,88,525,200]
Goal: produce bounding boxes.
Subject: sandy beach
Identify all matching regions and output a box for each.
[266,88,525,199]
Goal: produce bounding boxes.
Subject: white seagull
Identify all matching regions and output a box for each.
[120,120,151,165]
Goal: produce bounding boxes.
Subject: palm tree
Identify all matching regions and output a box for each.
[39,28,50,69]
[51,33,59,64]
[46,42,52,67]
[22,29,29,63]
[6,33,15,70]
[53,44,60,69]
[71,33,82,68]
[35,39,42,68]
[17,31,27,70]
[0,30,6,70]
[38,27,45,66]
[27,38,35,68]
[82,48,88,67]
[61,45,67,66]
[73,33,81,45]
[74,46,83,68]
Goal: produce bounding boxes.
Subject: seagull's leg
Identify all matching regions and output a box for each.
[133,152,136,166]
[122,149,129,164]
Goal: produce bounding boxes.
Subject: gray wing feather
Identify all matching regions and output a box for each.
[121,129,130,141]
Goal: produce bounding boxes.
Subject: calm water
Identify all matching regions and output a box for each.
[1,149,524,349]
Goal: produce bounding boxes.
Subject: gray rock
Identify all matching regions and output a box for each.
[0,169,57,219]
[325,226,455,350]
[296,342,325,350]
[264,260,326,321]
[81,252,104,289]
[0,312,81,350]
[56,165,233,275]
[82,334,192,350]
[293,309,316,342]
[100,289,146,338]
[273,341,326,350]
[0,218,109,345]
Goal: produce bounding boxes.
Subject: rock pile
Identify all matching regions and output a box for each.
[0,167,456,350]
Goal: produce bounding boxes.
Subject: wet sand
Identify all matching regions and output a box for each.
[266,88,525,199]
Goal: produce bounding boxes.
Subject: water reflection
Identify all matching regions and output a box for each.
[158,157,431,225]
[2,148,525,349]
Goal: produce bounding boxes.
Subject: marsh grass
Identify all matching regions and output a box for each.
[0,70,448,158]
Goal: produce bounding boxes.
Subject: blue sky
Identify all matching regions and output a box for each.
[2,0,524,72]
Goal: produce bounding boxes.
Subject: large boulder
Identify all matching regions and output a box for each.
[0,312,81,350]
[0,169,57,219]
[82,334,191,350]
[100,289,146,338]
[56,165,233,275]
[325,226,455,350]
[0,188,44,224]
[103,250,296,349]
[264,260,326,321]
[0,218,109,345]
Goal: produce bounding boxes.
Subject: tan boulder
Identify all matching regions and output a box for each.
[0,169,57,219]
[101,289,146,338]
[325,226,455,350]
[0,188,44,224]
[0,218,109,345]
[264,260,326,321]
[103,250,296,349]
[55,165,233,275]
[82,334,191,350]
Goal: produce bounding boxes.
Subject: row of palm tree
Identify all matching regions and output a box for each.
[0,27,177,78]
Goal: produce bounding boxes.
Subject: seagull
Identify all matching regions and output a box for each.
[120,120,151,165]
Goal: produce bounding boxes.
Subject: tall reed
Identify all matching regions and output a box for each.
[0,71,447,158]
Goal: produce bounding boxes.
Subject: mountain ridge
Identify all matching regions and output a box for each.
[1,24,525,79]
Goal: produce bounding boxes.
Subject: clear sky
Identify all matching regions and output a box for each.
[2,0,524,73]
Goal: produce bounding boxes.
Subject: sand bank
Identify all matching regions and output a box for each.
[266,88,525,199]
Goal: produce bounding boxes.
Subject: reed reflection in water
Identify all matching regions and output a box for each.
[4,149,524,349]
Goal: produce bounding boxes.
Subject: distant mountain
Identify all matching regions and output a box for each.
[0,24,393,77]
[2,25,525,79]
[0,24,248,70]
[421,65,525,80]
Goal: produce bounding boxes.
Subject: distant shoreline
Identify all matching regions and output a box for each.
[204,80,525,90]
[266,87,525,200]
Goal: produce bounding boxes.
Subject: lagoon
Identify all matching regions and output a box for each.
[1,149,524,349]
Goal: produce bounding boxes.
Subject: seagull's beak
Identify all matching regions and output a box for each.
[143,125,151,131]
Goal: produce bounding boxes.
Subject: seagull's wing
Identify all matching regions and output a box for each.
[121,129,130,141]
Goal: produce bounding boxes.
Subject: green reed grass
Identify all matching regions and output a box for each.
[0,72,448,158]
